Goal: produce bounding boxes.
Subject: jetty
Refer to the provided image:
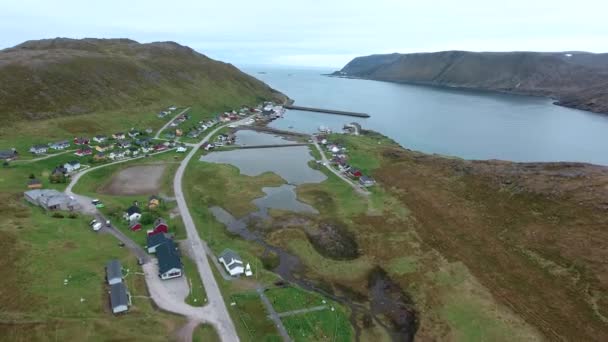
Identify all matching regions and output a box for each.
[237,143,308,149]
[284,105,370,118]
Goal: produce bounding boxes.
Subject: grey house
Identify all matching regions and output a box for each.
[218,249,245,276]
[49,140,70,150]
[106,259,123,285]
[109,282,130,314]
[24,189,80,211]
[0,149,18,161]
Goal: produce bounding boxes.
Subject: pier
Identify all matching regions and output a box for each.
[284,105,370,118]
[237,143,308,149]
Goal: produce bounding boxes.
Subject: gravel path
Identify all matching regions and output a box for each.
[257,286,291,342]
[155,107,191,139]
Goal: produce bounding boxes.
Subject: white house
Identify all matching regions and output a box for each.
[63,160,81,173]
[218,249,245,276]
[176,146,187,153]
[124,205,142,223]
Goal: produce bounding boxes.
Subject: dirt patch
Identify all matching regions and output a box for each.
[100,164,167,196]
[304,221,360,260]
[368,267,418,342]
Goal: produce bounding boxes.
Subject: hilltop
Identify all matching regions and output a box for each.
[0,38,286,122]
[335,51,608,114]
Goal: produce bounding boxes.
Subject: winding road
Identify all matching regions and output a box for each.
[64,117,245,341]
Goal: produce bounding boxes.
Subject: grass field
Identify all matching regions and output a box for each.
[192,324,221,342]
[181,253,207,307]
[0,194,185,340]
[281,307,352,342]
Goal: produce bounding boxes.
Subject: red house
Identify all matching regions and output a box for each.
[348,168,363,178]
[147,218,168,236]
[75,148,93,157]
[153,144,167,151]
[73,137,90,145]
[130,221,142,231]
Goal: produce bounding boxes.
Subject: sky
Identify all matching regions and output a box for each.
[1,0,607,68]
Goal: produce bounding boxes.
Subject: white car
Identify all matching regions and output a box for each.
[92,222,103,231]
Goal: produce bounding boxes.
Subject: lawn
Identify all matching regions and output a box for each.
[281,307,353,342]
[181,254,207,307]
[192,324,221,342]
[264,286,327,314]
[229,291,282,342]
[0,196,185,340]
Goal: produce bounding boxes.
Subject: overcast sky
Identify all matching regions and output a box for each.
[1,0,606,68]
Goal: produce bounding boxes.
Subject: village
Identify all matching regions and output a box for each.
[7,100,367,342]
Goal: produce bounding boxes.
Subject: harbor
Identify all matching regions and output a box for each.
[284,104,370,118]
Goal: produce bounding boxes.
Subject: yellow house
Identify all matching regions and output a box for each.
[148,195,160,209]
[175,129,183,137]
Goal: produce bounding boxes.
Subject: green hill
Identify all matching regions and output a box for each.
[336,51,608,114]
[0,38,285,122]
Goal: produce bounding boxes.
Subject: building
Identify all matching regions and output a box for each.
[359,176,376,187]
[109,282,130,314]
[63,160,81,173]
[94,153,107,161]
[29,144,48,155]
[124,205,142,222]
[117,140,131,149]
[73,137,90,145]
[112,132,126,140]
[148,218,169,236]
[49,140,70,150]
[0,149,18,161]
[24,189,80,211]
[75,148,93,157]
[218,249,245,276]
[148,195,160,209]
[147,233,170,253]
[176,146,187,153]
[129,221,142,231]
[156,240,182,280]
[93,135,108,143]
[27,179,43,189]
[106,259,123,285]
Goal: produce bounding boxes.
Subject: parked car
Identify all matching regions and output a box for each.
[92,199,105,208]
[92,222,103,231]
[105,220,111,227]
[89,219,98,226]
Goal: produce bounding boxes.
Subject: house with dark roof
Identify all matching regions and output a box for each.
[109,282,130,314]
[156,240,182,280]
[123,205,142,222]
[106,259,123,285]
[218,249,245,276]
[49,140,70,150]
[116,140,131,149]
[0,149,18,161]
[147,233,170,253]
[29,144,48,155]
[359,176,376,187]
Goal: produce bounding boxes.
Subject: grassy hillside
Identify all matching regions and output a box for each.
[0,38,285,121]
[0,38,286,152]
[337,51,608,114]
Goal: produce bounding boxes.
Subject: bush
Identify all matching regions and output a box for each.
[51,212,65,219]
[68,213,78,219]
[140,212,154,225]
[261,250,280,270]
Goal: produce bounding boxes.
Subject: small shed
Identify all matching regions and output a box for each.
[129,221,142,231]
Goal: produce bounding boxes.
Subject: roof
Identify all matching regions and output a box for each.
[106,259,122,281]
[219,249,243,269]
[110,282,129,309]
[129,221,141,228]
[126,205,141,216]
[28,179,41,185]
[32,144,47,149]
[360,176,374,182]
[67,160,80,166]
[156,240,181,274]
[147,233,169,247]
[154,218,168,227]
[0,150,17,158]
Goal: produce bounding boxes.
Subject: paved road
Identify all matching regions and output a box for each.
[172,119,252,342]
[256,286,291,342]
[155,107,191,139]
[311,139,370,196]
